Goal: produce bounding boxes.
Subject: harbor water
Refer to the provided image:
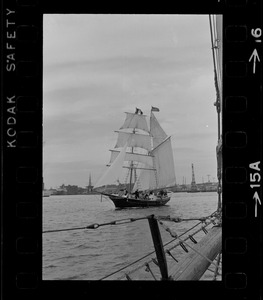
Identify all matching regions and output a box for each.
[43,192,220,280]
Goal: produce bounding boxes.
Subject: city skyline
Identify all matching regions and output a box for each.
[43,14,219,189]
[44,171,218,190]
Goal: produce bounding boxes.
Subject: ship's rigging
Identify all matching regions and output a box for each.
[209,14,223,210]
[94,107,176,194]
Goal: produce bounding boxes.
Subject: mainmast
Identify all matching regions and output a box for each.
[132,106,176,192]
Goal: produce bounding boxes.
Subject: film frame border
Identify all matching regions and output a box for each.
[1,1,262,299]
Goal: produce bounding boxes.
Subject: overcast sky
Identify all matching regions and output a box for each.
[43,14,219,189]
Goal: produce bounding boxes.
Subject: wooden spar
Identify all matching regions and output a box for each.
[169,226,221,280]
[148,216,169,280]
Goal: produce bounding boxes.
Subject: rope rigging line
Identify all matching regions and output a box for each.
[43,210,219,234]
[212,253,222,280]
[177,236,221,269]
[43,213,219,281]
[155,214,222,279]
[44,207,220,280]
[209,14,222,212]
[145,263,157,280]
[156,211,219,223]
[98,248,157,280]
[115,218,218,281]
[99,212,220,280]
[42,216,149,233]
[165,219,216,253]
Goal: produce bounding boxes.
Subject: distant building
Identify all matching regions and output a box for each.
[197,182,218,192]
[56,185,67,195]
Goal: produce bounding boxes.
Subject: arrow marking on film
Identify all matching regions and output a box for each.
[253,191,261,217]
[249,49,260,74]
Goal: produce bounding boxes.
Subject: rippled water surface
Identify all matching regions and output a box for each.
[43,192,219,280]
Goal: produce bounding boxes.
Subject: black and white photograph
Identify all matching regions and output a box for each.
[43,14,222,281]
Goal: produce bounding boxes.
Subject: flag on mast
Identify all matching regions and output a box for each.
[135,107,143,114]
[151,106,160,112]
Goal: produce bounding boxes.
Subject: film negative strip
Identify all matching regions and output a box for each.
[223,2,262,298]
[1,1,262,299]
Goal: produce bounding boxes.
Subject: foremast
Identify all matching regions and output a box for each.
[129,127,136,194]
[126,108,152,193]
[107,108,154,192]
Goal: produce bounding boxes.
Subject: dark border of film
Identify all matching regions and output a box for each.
[1,1,262,299]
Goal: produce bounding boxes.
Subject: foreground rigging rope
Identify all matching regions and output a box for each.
[43,210,220,280]
[42,216,149,233]
[99,211,220,280]
[114,219,219,281]
[43,210,219,234]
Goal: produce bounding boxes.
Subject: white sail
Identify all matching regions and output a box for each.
[150,112,167,148]
[109,150,154,167]
[152,137,176,188]
[133,137,176,191]
[132,167,156,192]
[114,131,151,151]
[120,112,149,132]
[93,142,128,188]
[95,108,176,193]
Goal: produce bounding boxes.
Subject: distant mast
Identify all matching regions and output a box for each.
[190,163,198,192]
[191,163,196,185]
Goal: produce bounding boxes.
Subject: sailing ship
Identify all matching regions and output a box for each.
[94,107,176,208]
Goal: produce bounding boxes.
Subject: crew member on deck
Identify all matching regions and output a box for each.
[158,190,164,197]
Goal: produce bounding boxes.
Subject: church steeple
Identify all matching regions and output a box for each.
[87,174,93,192]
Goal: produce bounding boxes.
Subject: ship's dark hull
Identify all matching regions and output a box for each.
[105,194,170,208]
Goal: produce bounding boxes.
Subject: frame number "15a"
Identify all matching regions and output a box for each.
[249,161,261,217]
